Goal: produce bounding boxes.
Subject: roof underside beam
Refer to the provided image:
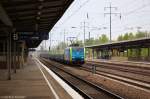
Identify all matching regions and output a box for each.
[0,0,74,48]
[0,3,13,27]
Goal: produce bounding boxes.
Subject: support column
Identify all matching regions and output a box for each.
[127,49,129,59]
[117,49,119,56]
[18,45,20,68]
[13,42,16,73]
[118,49,120,56]
[131,48,133,60]
[123,49,125,57]
[7,32,11,80]
[111,49,114,57]
[148,47,150,57]
[12,42,14,72]
[148,47,150,61]
[138,48,141,60]
[96,50,99,59]
[16,43,20,69]
[101,50,104,59]
[92,49,94,59]
[3,41,6,62]
[21,42,25,67]
[109,49,112,59]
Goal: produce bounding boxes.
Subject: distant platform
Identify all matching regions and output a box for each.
[86,58,150,68]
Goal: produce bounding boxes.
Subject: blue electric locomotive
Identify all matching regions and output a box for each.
[64,47,85,64]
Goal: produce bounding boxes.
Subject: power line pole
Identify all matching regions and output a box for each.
[104,3,121,42]
[84,21,86,46]
[81,21,89,46]
[45,40,46,50]
[64,29,66,43]
[88,32,90,40]
[49,32,52,51]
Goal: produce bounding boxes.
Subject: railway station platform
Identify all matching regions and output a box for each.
[0,57,55,99]
[0,57,82,99]
[86,58,150,68]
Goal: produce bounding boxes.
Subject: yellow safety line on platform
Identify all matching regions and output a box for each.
[35,58,84,99]
[35,59,60,99]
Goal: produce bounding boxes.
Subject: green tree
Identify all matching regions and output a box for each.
[85,38,95,46]
[99,34,109,44]
[123,33,129,40]
[76,40,83,46]
[117,35,123,41]
[128,32,134,40]
[135,31,146,38]
[93,38,99,45]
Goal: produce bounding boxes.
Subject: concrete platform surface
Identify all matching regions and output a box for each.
[86,58,150,68]
[0,58,55,99]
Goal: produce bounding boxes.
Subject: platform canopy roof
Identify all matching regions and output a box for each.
[85,37,150,50]
[0,0,73,48]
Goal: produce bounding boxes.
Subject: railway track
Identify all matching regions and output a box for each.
[78,66,150,90]
[40,58,123,99]
[85,62,150,77]
[42,58,150,90]
[86,60,150,70]
[93,59,150,66]
[83,63,150,84]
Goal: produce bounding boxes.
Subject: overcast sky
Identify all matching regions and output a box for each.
[39,0,150,50]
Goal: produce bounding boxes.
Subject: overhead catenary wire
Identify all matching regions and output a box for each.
[58,0,91,28]
[57,0,146,31]
[103,2,150,38]
[111,3,150,33]
[58,0,149,30]
[52,0,150,43]
[99,0,150,27]
[124,3,150,16]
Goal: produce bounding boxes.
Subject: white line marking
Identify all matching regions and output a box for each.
[35,60,60,99]
[35,58,84,99]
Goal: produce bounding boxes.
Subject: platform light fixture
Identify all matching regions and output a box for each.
[36,16,40,20]
[38,0,44,2]
[38,5,43,10]
[37,12,41,15]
